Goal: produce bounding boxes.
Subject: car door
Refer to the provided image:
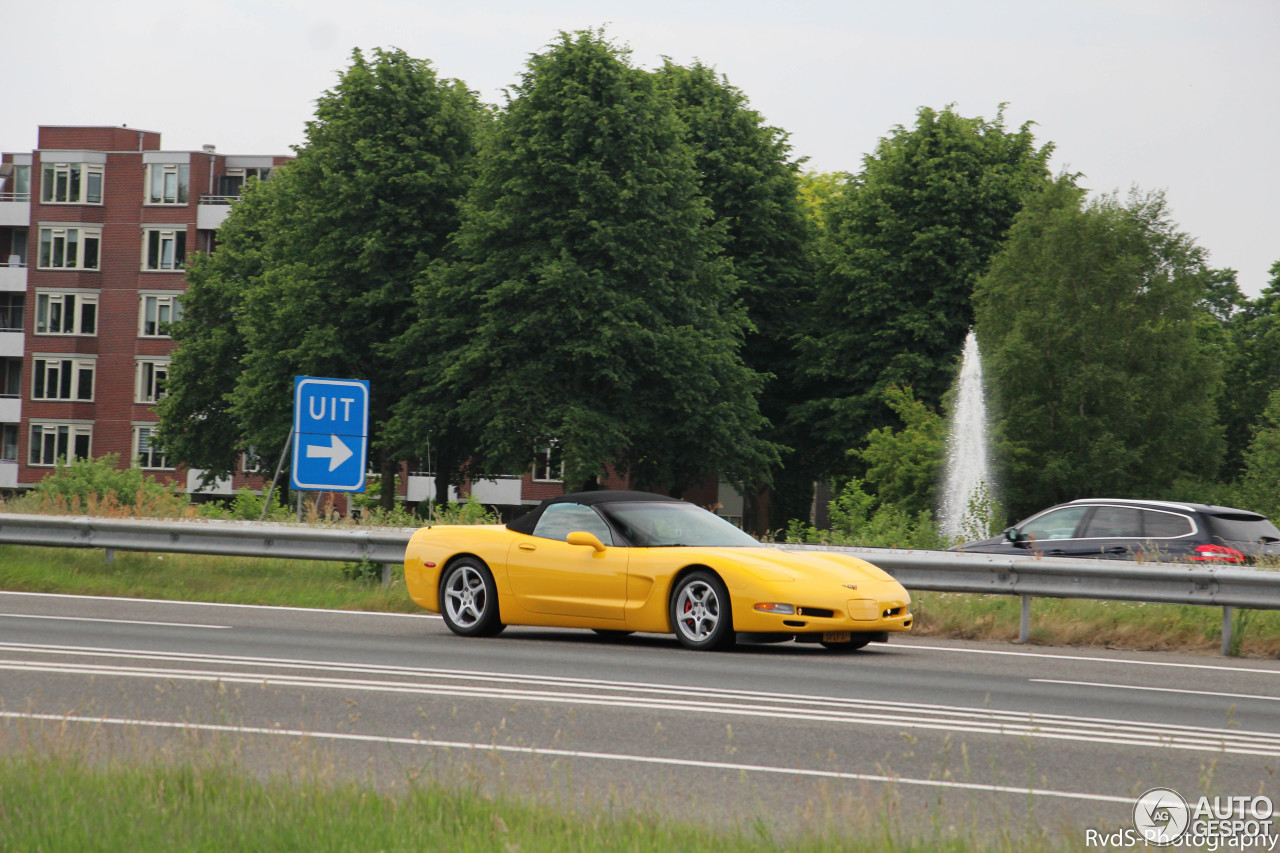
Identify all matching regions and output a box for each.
[505,501,629,621]
[1073,505,1145,558]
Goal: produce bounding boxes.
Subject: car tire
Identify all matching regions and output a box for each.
[439,558,505,638]
[820,635,875,652]
[670,570,735,651]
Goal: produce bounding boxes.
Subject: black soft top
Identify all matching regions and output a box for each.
[506,490,682,535]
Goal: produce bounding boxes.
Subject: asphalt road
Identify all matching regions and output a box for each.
[2,590,1277,842]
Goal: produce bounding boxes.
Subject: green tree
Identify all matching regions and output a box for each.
[155,179,273,486]
[409,31,776,494]
[974,182,1225,518]
[1236,388,1280,520]
[1219,262,1280,478]
[799,105,1053,482]
[159,48,485,508]
[654,60,812,527]
[856,385,946,517]
[796,171,850,228]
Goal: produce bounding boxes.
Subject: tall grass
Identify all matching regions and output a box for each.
[0,725,1085,853]
[910,592,1280,656]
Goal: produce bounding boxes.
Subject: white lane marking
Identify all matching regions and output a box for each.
[1032,679,1280,703]
[902,642,1280,676]
[0,641,1265,732]
[0,710,1134,806]
[5,656,1279,757]
[0,614,230,630]
[0,591,1274,677]
[0,590,440,619]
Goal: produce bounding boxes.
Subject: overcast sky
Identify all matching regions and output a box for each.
[6,0,1276,295]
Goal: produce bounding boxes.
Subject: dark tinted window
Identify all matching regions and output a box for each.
[1206,513,1280,544]
[1142,510,1194,538]
[1020,506,1089,541]
[531,502,614,544]
[1081,506,1142,538]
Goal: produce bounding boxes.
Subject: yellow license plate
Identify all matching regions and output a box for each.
[823,631,851,642]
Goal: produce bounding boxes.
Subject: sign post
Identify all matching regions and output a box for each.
[290,376,369,493]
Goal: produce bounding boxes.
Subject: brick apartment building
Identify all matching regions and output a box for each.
[0,125,287,497]
[0,125,748,523]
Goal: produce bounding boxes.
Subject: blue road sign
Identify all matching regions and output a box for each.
[291,376,369,492]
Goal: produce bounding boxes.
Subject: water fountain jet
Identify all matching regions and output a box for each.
[939,329,996,541]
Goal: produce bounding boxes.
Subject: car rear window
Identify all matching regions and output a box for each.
[1206,513,1280,544]
[1142,510,1194,538]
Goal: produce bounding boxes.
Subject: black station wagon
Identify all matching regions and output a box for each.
[954,499,1280,564]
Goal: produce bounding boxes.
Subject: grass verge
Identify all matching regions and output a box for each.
[910,591,1280,657]
[0,744,1083,853]
[0,544,418,613]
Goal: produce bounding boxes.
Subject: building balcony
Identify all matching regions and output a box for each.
[0,195,29,228]
[0,262,25,292]
[186,469,235,495]
[406,474,462,504]
[197,196,235,230]
[0,331,22,358]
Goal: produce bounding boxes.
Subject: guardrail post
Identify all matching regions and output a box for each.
[1221,606,1234,657]
[104,549,115,565]
[1017,595,1031,644]
[382,563,394,587]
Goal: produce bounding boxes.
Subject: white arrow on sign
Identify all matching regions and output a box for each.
[306,434,353,472]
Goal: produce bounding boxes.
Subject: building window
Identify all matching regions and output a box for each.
[146,164,189,205]
[242,449,262,474]
[0,358,20,398]
[217,167,271,197]
[1,424,17,462]
[533,444,564,483]
[29,422,92,466]
[133,426,170,470]
[38,227,101,270]
[3,165,31,201]
[4,228,28,267]
[0,293,23,332]
[32,356,95,402]
[135,359,170,403]
[140,294,182,337]
[35,291,97,336]
[41,163,104,204]
[142,228,187,271]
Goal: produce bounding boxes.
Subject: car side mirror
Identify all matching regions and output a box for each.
[1004,526,1024,544]
[566,531,607,552]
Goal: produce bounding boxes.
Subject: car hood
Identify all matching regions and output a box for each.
[682,546,897,584]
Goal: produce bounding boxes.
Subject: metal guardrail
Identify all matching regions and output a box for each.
[0,514,1275,654]
[0,514,411,567]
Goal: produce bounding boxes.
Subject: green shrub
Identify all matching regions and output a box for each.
[15,454,191,518]
[430,493,500,525]
[787,479,944,549]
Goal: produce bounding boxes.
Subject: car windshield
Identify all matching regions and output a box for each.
[1206,513,1280,544]
[599,502,760,548]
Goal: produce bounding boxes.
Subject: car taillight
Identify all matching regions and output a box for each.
[1190,544,1246,563]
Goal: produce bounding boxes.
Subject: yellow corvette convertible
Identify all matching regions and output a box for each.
[403,491,913,651]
